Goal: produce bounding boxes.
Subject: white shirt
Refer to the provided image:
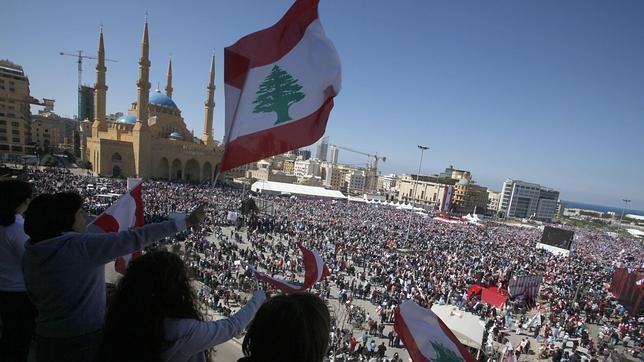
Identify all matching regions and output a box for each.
[0,214,29,291]
[161,291,265,362]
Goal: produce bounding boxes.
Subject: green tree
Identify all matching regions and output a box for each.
[252,65,305,125]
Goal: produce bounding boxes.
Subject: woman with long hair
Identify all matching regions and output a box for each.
[238,293,331,362]
[99,250,266,362]
[22,192,206,362]
[0,179,35,361]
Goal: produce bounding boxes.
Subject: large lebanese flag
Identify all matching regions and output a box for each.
[221,0,341,171]
[90,180,144,274]
[394,300,476,362]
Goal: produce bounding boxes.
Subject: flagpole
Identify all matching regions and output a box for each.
[213,53,252,187]
[404,145,428,246]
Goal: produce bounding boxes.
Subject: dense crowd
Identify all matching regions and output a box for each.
[10,166,644,361]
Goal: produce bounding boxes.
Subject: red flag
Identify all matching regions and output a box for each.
[90,180,144,274]
[252,243,330,293]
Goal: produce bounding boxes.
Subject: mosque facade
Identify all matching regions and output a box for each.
[80,20,222,181]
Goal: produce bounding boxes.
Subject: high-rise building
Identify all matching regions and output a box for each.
[499,179,560,221]
[78,86,94,121]
[297,149,311,160]
[0,59,37,156]
[329,145,339,164]
[315,136,329,161]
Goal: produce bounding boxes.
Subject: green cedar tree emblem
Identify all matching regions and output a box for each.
[252,65,305,125]
[430,342,464,362]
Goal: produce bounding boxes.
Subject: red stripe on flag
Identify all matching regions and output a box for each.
[224,0,319,87]
[224,48,251,89]
[130,182,144,227]
[220,97,333,172]
[393,306,430,362]
[93,214,119,233]
[301,244,321,287]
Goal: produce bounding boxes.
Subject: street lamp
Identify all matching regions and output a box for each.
[619,199,631,226]
[404,145,429,244]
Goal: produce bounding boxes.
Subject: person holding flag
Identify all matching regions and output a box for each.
[22,192,206,362]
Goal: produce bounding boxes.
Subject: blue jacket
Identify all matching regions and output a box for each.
[22,219,185,338]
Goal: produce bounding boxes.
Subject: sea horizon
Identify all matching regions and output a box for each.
[563,200,644,217]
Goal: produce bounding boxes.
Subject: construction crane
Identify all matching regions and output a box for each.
[59,50,117,91]
[330,144,386,173]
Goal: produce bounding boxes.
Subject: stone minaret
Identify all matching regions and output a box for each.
[202,53,215,147]
[92,28,107,133]
[133,17,151,178]
[165,56,173,98]
[135,18,151,125]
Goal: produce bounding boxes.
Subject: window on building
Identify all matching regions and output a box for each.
[12,130,19,135]
[12,137,20,143]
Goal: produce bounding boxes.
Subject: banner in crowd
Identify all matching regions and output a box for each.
[394,300,476,362]
[609,268,643,314]
[467,284,507,308]
[481,287,507,308]
[251,242,330,293]
[90,179,144,274]
[221,0,341,171]
[508,275,543,309]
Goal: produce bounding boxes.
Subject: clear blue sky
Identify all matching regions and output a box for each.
[2,0,643,209]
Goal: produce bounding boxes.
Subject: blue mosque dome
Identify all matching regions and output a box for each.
[149,89,178,109]
[169,131,182,138]
[116,114,137,124]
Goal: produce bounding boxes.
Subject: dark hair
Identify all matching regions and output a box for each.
[98,250,203,362]
[240,293,330,362]
[0,179,32,226]
[24,192,82,243]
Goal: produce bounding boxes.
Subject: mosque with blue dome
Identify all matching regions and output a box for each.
[81,19,222,180]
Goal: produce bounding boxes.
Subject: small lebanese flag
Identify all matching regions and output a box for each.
[221,0,341,171]
[90,179,144,274]
[394,300,475,362]
[251,242,330,294]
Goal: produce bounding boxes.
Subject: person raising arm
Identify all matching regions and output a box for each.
[22,192,206,362]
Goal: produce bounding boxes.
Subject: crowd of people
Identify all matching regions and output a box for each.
[1,166,642,362]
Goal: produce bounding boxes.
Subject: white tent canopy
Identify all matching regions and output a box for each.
[251,181,346,199]
[431,304,485,350]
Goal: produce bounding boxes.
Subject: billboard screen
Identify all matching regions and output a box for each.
[539,226,574,250]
